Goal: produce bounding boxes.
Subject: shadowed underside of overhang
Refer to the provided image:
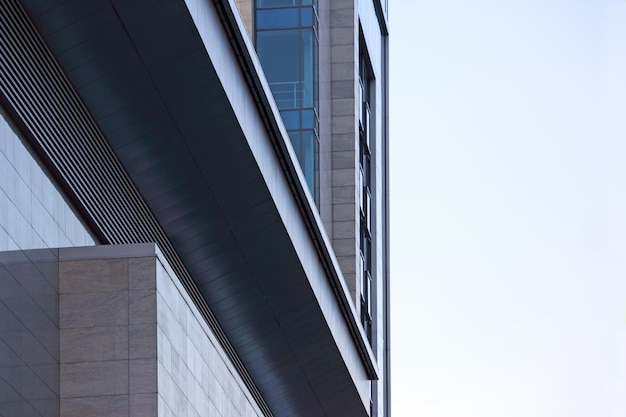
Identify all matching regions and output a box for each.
[14,0,371,416]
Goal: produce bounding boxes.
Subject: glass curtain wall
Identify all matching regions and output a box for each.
[255,0,319,201]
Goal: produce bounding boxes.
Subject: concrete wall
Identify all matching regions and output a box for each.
[154,247,265,417]
[0,244,266,417]
[0,104,96,252]
[326,0,359,303]
[58,245,159,417]
[0,248,60,417]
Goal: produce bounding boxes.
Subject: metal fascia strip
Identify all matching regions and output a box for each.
[212,0,379,379]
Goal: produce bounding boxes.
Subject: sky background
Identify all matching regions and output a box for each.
[389,1,626,416]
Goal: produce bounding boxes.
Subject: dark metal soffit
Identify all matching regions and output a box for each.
[2,0,376,416]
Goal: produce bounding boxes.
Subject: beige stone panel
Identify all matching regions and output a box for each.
[333,202,357,222]
[343,271,358,296]
[59,259,128,294]
[331,186,356,204]
[331,98,356,116]
[129,324,157,360]
[331,44,355,63]
[336,253,353,274]
[332,115,356,135]
[61,326,128,363]
[129,290,157,325]
[235,0,254,40]
[330,80,355,99]
[337,255,357,274]
[129,358,158,394]
[331,133,357,152]
[332,150,356,170]
[331,62,355,81]
[128,257,156,290]
[61,395,129,417]
[330,0,353,11]
[331,27,355,46]
[332,237,357,258]
[61,361,129,397]
[60,291,129,328]
[332,168,356,187]
[333,220,356,240]
[130,393,157,417]
[330,7,354,27]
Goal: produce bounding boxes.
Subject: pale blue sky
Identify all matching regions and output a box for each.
[390,1,626,416]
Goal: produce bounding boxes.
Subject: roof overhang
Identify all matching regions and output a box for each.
[18,0,377,416]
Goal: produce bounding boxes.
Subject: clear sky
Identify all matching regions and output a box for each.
[389,1,626,416]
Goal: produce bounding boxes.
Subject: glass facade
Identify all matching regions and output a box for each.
[255,0,319,200]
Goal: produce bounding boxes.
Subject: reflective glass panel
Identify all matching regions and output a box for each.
[301,109,314,129]
[256,8,299,29]
[300,7,313,27]
[301,28,315,108]
[256,0,299,8]
[280,110,299,130]
[257,30,299,109]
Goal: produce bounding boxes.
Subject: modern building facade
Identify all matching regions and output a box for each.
[0,0,389,416]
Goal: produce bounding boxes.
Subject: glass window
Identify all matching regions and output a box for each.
[257,30,299,109]
[255,1,319,202]
[256,0,299,8]
[288,130,317,195]
[280,110,299,130]
[300,130,317,195]
[360,225,371,270]
[359,46,373,105]
[301,28,315,108]
[360,138,371,187]
[256,8,299,29]
[300,7,313,27]
[301,109,314,129]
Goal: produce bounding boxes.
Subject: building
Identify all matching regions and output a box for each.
[0,0,389,416]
